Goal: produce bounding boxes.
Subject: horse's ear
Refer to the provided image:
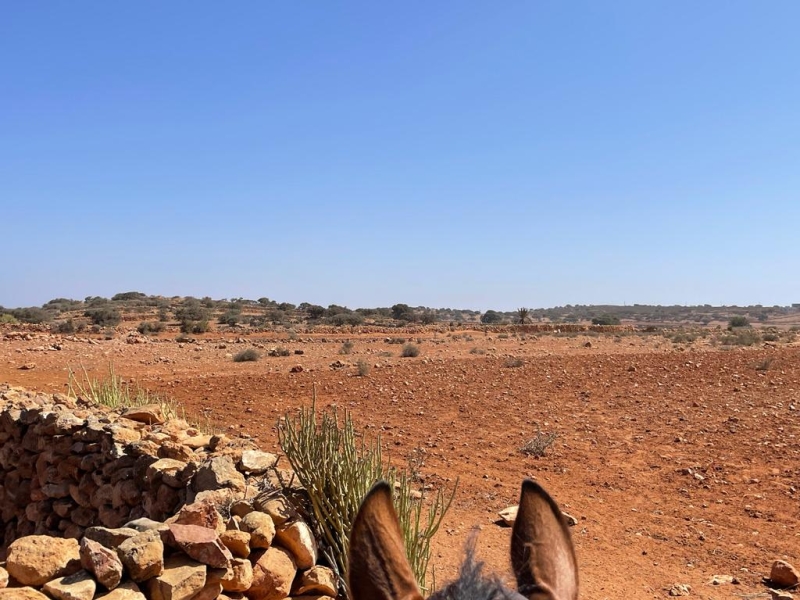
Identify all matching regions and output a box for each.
[511,480,579,600]
[349,481,424,600]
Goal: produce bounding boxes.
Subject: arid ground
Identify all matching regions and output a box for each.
[2,327,798,599]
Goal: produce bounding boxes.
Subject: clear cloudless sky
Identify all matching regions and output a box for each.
[1,2,798,311]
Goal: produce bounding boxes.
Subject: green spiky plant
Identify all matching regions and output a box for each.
[278,396,456,598]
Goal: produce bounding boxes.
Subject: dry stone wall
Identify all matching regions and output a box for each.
[0,385,337,600]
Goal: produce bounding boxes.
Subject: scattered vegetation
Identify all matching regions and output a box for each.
[233,348,260,362]
[520,431,558,457]
[137,321,165,335]
[339,340,354,355]
[719,329,761,347]
[401,343,420,357]
[728,315,750,328]
[278,401,456,596]
[504,356,524,368]
[469,347,486,355]
[591,314,621,326]
[67,364,180,420]
[356,359,371,377]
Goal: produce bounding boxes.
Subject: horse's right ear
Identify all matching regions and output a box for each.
[511,480,579,600]
[349,481,424,600]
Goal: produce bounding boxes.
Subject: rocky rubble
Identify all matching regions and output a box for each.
[0,385,336,600]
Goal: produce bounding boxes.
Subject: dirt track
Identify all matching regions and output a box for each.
[2,329,798,599]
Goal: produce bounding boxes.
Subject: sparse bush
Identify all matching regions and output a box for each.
[720,329,760,346]
[762,332,779,342]
[356,359,371,376]
[504,356,524,368]
[137,321,165,335]
[497,333,510,340]
[52,319,76,334]
[728,315,750,328]
[480,310,503,324]
[181,319,209,334]
[11,307,53,324]
[233,348,260,362]
[339,340,354,355]
[401,343,420,357]
[592,314,620,326]
[755,357,774,371]
[270,346,291,357]
[84,307,121,327]
[278,403,456,596]
[469,347,486,355]
[387,337,407,345]
[0,314,19,324]
[520,431,558,457]
[218,310,241,326]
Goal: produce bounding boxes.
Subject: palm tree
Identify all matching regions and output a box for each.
[517,307,530,325]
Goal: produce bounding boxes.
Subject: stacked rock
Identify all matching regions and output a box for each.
[0,385,338,599]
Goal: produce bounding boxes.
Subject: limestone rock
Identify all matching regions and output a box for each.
[165,524,232,568]
[239,451,278,474]
[221,558,254,593]
[80,538,123,590]
[169,500,225,534]
[220,531,251,558]
[99,581,146,600]
[241,512,275,549]
[194,456,246,493]
[274,521,317,569]
[116,529,164,582]
[293,566,338,597]
[497,505,517,527]
[0,567,7,588]
[6,536,81,586]
[147,555,207,600]
[42,570,97,600]
[121,404,165,425]
[0,588,50,599]
[254,495,296,527]
[770,560,800,589]
[83,526,140,549]
[247,547,296,600]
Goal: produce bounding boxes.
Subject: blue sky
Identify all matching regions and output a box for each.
[1,2,798,310]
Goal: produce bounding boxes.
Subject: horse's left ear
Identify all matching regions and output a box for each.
[349,481,424,600]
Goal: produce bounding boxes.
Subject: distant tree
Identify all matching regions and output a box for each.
[420,310,437,325]
[278,302,296,311]
[218,310,241,326]
[305,304,326,320]
[391,303,416,321]
[112,291,147,302]
[481,310,503,324]
[84,307,121,327]
[591,314,620,326]
[728,315,750,328]
[517,307,530,324]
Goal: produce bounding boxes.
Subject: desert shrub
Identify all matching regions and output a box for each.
[180,320,209,334]
[68,364,180,419]
[137,321,165,335]
[271,346,291,357]
[0,313,19,324]
[327,312,364,326]
[504,356,524,368]
[728,315,750,328]
[356,359,371,377]
[278,403,455,596]
[720,329,760,346]
[401,343,420,357]
[387,337,406,345]
[520,431,558,457]
[755,357,774,371]
[671,332,697,344]
[592,314,620,326]
[112,291,147,302]
[233,348,260,362]
[52,319,76,334]
[469,347,486,355]
[480,310,503,324]
[339,340,354,354]
[84,307,121,327]
[158,307,170,322]
[762,332,779,342]
[218,310,241,326]
[497,333,509,340]
[11,307,53,324]
[420,311,436,325]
